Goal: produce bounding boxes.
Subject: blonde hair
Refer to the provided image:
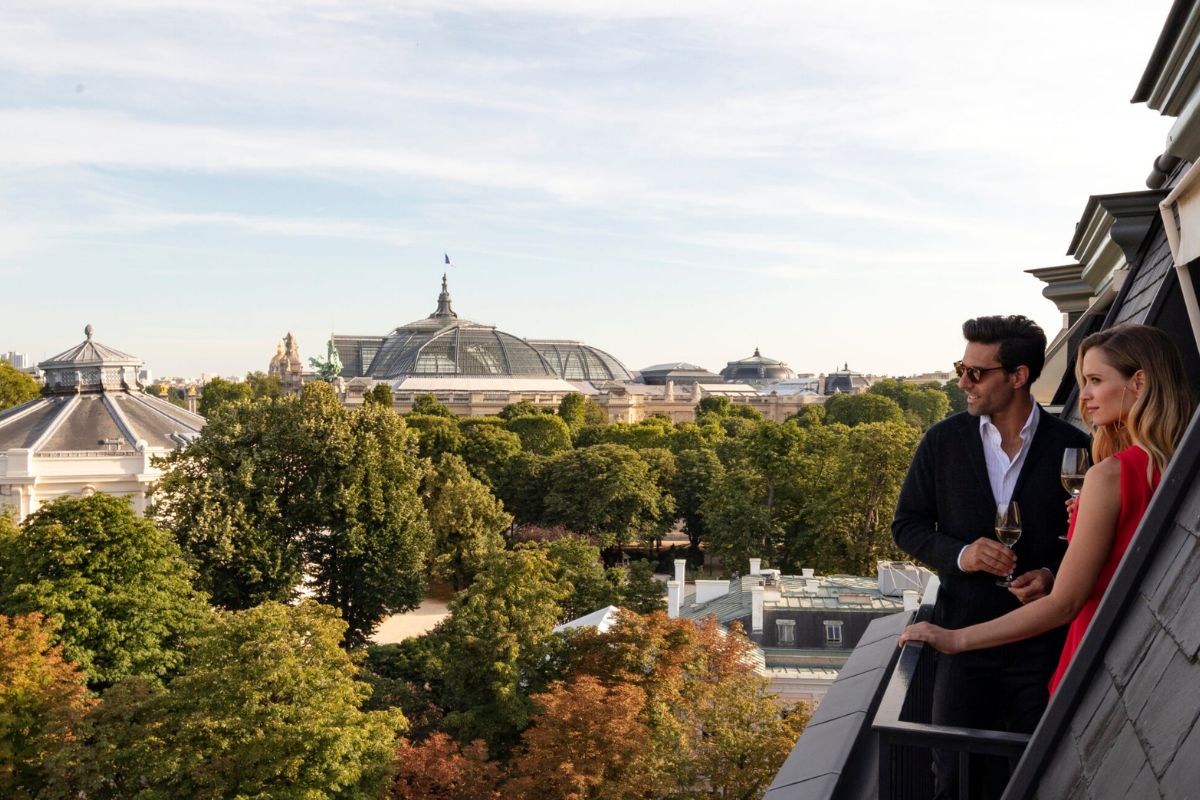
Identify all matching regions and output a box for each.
[1076,324,1193,476]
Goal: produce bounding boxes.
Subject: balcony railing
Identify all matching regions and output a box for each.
[872,604,1031,800]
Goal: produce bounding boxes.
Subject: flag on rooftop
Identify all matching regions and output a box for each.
[444,253,450,265]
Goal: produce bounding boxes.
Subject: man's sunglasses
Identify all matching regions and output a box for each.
[954,361,1007,384]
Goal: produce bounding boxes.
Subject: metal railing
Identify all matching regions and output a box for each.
[872,605,1031,800]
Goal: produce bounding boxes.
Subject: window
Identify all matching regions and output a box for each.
[776,619,795,646]
[824,620,844,644]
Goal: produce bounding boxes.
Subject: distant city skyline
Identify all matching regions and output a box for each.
[0,1,1175,378]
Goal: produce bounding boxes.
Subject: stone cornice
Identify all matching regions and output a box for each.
[1025,263,1092,314]
[1133,1,1200,159]
[1066,190,1168,296]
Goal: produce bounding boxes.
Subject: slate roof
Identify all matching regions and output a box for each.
[0,328,204,454]
[764,612,906,800]
[680,575,904,628]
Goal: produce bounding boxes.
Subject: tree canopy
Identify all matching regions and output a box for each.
[0,495,209,687]
[0,360,39,412]
[152,382,431,643]
[425,454,511,591]
[44,601,404,800]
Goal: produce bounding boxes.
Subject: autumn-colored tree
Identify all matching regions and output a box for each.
[387,733,501,800]
[505,676,651,800]
[564,612,805,799]
[0,614,92,799]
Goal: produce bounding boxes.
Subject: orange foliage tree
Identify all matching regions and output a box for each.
[387,732,502,800]
[506,675,651,800]
[0,613,92,799]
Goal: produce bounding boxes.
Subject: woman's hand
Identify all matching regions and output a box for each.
[898,622,965,654]
[1065,496,1078,516]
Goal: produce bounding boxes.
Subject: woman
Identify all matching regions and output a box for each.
[899,324,1193,693]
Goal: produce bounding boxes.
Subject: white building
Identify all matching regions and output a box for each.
[0,325,205,522]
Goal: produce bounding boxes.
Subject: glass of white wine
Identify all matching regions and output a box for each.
[995,500,1022,587]
[1060,448,1092,540]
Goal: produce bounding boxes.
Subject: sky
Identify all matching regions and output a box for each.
[0,0,1179,380]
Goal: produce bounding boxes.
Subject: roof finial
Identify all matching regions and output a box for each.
[754,346,760,357]
[431,273,457,319]
[85,324,94,340]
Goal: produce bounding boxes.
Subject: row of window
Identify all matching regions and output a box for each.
[775,618,843,645]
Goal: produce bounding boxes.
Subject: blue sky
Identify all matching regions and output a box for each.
[0,0,1176,379]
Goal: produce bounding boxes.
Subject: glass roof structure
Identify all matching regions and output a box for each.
[527,340,633,382]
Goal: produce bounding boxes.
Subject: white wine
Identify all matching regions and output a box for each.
[996,526,1021,547]
[1061,474,1085,495]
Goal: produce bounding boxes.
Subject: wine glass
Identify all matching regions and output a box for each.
[1060,448,1092,540]
[995,500,1022,587]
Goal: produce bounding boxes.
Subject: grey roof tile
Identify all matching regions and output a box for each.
[807,668,884,726]
[767,710,865,789]
[1075,671,1123,783]
[1161,547,1200,658]
[1103,595,1163,693]
[1133,647,1200,777]
[836,625,903,682]
[1141,521,1192,611]
[1090,719,1153,798]
[1118,623,1178,721]
[1159,714,1200,800]
[1032,736,1083,800]
[763,771,840,799]
[1125,762,1164,800]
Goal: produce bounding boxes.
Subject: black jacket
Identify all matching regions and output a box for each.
[892,409,1090,647]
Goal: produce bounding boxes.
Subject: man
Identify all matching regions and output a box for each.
[892,315,1089,799]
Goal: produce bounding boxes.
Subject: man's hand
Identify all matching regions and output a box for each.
[1009,568,1054,604]
[899,622,964,654]
[959,537,1017,577]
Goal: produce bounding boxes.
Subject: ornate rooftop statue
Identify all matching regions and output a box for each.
[309,335,344,382]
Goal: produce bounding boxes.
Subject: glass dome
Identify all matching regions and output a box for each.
[527,340,633,382]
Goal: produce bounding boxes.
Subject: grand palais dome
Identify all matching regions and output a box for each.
[333,276,632,383]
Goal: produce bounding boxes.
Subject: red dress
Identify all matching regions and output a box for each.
[1049,445,1159,694]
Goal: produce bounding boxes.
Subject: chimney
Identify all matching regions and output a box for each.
[665,379,674,401]
[751,585,764,633]
[668,580,682,618]
[674,559,686,585]
[801,567,815,579]
[903,590,919,612]
[749,558,762,576]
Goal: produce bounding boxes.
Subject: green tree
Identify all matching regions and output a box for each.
[0,495,209,687]
[459,423,523,490]
[542,445,667,550]
[784,422,920,574]
[0,613,92,799]
[44,601,404,800]
[426,455,511,591]
[936,379,967,415]
[244,370,282,399]
[305,395,433,644]
[498,399,548,420]
[153,383,432,642]
[533,537,616,622]
[786,404,825,428]
[0,360,38,412]
[506,413,572,456]
[196,375,253,417]
[702,463,780,573]
[365,382,394,407]
[557,392,588,436]
[695,395,732,423]
[437,548,569,751]
[823,392,905,427]
[494,453,550,525]
[410,393,455,418]
[674,448,723,547]
[405,414,464,461]
[612,559,666,614]
[868,379,950,430]
[597,418,674,451]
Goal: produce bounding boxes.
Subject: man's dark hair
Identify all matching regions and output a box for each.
[962,315,1046,383]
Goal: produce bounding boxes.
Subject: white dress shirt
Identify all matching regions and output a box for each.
[957,402,1040,571]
